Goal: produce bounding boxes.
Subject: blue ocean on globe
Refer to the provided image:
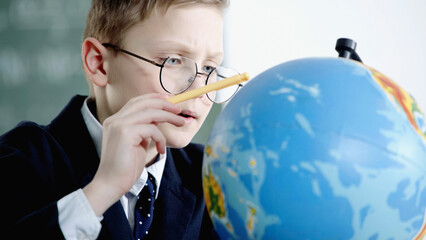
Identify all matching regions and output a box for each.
[202,57,426,240]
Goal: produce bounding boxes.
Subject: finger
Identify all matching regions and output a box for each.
[131,124,166,152]
[156,140,165,154]
[139,137,151,150]
[141,125,166,154]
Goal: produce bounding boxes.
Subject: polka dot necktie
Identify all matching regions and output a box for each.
[134,172,156,240]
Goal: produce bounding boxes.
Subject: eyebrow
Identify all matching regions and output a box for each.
[153,41,223,61]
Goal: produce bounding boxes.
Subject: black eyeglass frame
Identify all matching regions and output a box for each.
[102,43,213,93]
[102,43,242,103]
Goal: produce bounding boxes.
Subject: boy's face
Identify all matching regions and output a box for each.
[103,4,223,148]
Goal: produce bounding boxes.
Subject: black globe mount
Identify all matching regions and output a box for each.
[335,38,363,63]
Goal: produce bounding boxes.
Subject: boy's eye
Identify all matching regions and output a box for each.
[203,65,215,74]
[167,57,182,66]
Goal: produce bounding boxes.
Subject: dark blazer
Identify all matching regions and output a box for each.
[0,95,218,239]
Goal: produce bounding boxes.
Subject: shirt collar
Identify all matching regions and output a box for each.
[81,98,103,157]
[80,97,165,198]
[131,153,166,198]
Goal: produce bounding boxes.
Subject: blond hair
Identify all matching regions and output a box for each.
[83,0,229,45]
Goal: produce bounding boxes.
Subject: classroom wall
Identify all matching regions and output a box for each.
[224,0,426,112]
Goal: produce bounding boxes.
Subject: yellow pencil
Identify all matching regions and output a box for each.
[167,72,250,104]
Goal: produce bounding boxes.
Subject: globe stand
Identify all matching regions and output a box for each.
[335,38,363,63]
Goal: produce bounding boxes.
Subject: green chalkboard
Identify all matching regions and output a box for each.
[0,0,219,144]
[0,0,90,134]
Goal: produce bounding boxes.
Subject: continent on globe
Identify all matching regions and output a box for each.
[369,67,426,140]
[203,164,234,233]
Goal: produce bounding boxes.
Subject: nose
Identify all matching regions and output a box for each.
[188,72,208,90]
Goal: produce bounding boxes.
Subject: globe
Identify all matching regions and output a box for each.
[202,57,426,240]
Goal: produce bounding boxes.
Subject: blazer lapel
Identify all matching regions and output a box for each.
[99,202,134,240]
[47,95,100,187]
[148,148,197,239]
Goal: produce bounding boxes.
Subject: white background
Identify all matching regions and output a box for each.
[224,0,426,111]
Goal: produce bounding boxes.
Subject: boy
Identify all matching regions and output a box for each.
[1,0,230,239]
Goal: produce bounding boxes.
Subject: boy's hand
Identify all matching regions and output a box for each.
[83,94,184,216]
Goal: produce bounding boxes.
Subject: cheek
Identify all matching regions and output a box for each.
[200,100,214,121]
[194,100,214,131]
[109,59,163,96]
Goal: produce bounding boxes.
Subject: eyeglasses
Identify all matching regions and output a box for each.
[102,43,241,103]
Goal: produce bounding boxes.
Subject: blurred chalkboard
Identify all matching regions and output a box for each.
[0,0,91,134]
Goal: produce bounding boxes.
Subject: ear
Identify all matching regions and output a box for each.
[82,37,108,87]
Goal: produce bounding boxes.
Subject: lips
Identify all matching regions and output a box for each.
[178,110,197,125]
[178,110,196,119]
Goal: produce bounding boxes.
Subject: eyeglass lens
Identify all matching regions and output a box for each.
[160,57,197,94]
[206,67,240,103]
[160,56,240,103]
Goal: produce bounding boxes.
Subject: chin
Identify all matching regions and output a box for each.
[160,124,197,149]
[166,135,192,148]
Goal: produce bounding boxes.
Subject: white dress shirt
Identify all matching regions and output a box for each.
[58,98,166,240]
